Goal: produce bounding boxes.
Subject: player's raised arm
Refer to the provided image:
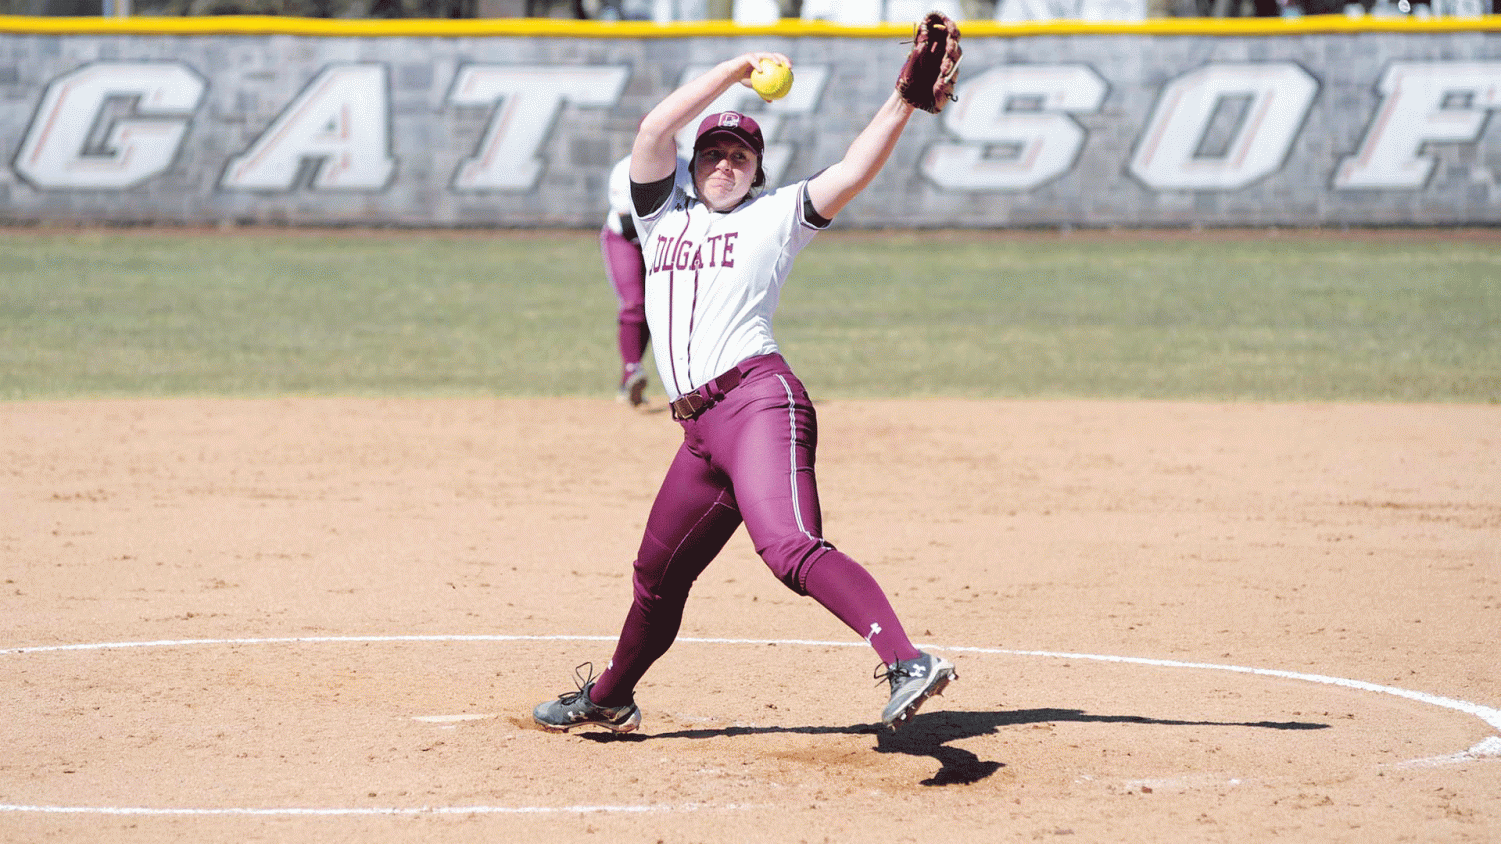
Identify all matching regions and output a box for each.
[807,12,962,221]
[806,91,916,221]
[630,51,791,186]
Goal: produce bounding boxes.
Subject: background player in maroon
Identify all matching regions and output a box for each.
[599,155,652,406]
[599,154,689,407]
[535,46,956,734]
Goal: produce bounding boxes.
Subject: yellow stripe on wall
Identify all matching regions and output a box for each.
[1,12,1499,37]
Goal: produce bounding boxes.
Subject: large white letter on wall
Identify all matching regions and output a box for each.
[1129,63,1316,191]
[921,65,1107,192]
[448,65,629,192]
[221,65,395,191]
[14,62,204,190]
[1334,62,1501,190]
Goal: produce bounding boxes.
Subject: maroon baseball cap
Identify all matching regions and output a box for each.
[693,111,765,156]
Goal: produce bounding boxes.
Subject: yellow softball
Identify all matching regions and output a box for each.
[750,59,793,102]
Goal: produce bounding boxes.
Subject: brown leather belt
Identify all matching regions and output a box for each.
[670,366,744,421]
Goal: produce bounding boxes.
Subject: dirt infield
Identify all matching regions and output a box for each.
[3,398,1498,843]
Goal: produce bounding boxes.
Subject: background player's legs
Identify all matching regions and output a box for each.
[590,442,742,706]
[599,226,649,403]
[702,367,922,667]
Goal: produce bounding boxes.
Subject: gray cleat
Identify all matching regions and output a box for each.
[877,652,956,731]
[533,664,641,733]
[617,366,649,407]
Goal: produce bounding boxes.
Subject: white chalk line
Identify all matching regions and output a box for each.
[1395,735,1501,769]
[0,803,730,817]
[941,645,1501,735]
[2,633,1496,818]
[412,713,495,723]
[8,633,1495,732]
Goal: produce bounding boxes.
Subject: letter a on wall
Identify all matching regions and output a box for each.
[221,64,396,191]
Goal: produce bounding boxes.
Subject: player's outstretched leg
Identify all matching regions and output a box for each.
[533,663,642,733]
[877,652,957,731]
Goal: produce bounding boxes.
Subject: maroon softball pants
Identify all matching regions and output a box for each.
[590,353,920,706]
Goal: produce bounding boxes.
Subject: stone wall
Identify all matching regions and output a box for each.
[2,17,1498,227]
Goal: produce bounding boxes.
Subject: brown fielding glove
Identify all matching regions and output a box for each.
[895,12,963,114]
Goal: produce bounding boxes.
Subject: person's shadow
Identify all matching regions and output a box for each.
[876,708,1330,785]
[581,708,1330,786]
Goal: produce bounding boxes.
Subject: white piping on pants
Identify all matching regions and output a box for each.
[774,374,819,543]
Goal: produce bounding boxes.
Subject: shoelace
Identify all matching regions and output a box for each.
[873,660,912,689]
[555,661,600,705]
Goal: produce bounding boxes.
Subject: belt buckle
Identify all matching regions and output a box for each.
[672,392,707,421]
[673,366,745,421]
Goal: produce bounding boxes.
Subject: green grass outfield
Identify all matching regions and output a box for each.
[2,227,1497,403]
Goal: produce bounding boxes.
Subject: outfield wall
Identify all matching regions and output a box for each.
[2,15,1500,228]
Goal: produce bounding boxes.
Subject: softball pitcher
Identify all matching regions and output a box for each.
[535,43,959,733]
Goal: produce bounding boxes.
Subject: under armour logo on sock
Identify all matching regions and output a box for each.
[865,623,882,646]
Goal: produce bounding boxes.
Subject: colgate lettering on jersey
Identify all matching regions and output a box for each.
[639,180,824,399]
[652,230,738,273]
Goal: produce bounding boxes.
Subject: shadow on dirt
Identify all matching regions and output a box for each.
[581,707,1329,787]
[875,708,1331,786]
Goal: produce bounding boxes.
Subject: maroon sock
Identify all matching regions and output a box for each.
[801,550,922,666]
[589,591,686,708]
[619,317,648,370]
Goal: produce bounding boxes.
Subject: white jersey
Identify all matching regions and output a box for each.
[604,157,635,237]
[636,176,828,400]
[608,155,691,239]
